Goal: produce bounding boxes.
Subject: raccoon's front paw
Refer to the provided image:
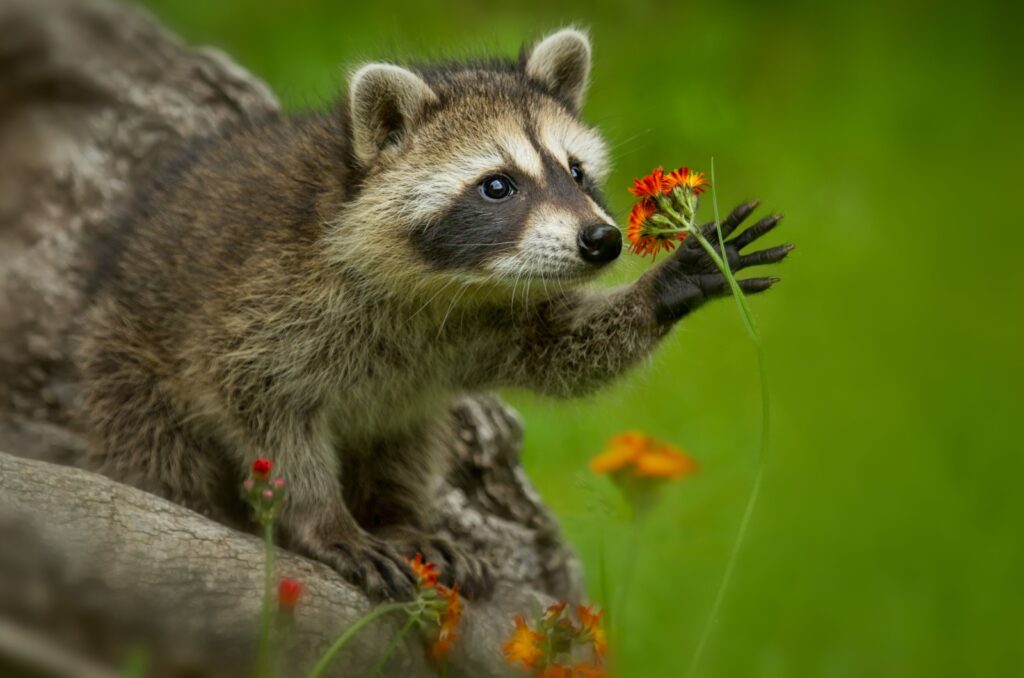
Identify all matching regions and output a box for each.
[301,531,419,601]
[651,201,793,324]
[379,526,495,600]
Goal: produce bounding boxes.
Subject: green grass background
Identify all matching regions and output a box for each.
[134,0,1024,675]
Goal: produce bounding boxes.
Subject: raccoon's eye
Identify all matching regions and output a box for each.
[479,175,516,202]
[570,163,585,184]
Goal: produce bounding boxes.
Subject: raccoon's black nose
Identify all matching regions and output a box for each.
[577,224,622,264]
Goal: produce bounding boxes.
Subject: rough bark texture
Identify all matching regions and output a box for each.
[0,0,581,675]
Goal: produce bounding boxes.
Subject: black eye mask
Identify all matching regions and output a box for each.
[409,150,606,270]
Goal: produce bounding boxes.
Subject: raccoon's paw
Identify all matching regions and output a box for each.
[652,201,793,324]
[379,525,495,600]
[300,531,420,601]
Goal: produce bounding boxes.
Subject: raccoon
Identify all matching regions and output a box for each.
[77,28,792,600]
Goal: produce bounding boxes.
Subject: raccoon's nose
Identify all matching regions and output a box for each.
[577,224,622,264]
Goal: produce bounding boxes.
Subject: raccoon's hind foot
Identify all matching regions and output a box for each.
[294,527,420,601]
[378,525,495,600]
[651,200,793,324]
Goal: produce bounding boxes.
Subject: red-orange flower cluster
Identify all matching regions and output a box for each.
[243,457,284,524]
[502,602,607,677]
[665,166,710,195]
[503,614,545,670]
[408,553,440,588]
[538,664,604,678]
[430,583,462,659]
[406,554,463,661]
[629,166,669,198]
[625,165,710,258]
[627,199,682,258]
[630,166,709,198]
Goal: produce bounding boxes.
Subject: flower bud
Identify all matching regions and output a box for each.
[251,458,272,479]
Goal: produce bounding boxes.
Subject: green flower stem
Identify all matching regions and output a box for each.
[684,161,769,677]
[307,602,413,678]
[597,530,611,650]
[256,519,275,678]
[611,511,644,659]
[642,176,770,676]
[369,614,417,676]
[685,227,758,342]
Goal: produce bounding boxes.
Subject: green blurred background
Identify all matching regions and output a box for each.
[133,1,1024,675]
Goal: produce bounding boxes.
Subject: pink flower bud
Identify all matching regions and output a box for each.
[243,479,254,490]
[262,489,274,499]
[273,478,286,488]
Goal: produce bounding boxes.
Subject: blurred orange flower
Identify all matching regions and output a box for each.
[406,553,440,589]
[429,583,462,660]
[590,432,698,481]
[575,604,607,659]
[539,664,605,678]
[405,553,463,661]
[503,614,545,669]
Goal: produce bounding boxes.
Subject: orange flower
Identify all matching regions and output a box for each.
[664,166,710,195]
[589,432,646,473]
[503,614,545,670]
[635,446,699,478]
[628,166,669,198]
[626,199,683,259]
[591,432,699,481]
[575,605,607,660]
[539,663,606,678]
[406,553,439,589]
[542,601,568,626]
[430,583,462,659]
[627,199,656,236]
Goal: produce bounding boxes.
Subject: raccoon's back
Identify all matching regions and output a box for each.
[87,115,347,321]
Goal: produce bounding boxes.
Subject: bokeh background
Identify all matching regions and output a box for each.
[133,1,1023,675]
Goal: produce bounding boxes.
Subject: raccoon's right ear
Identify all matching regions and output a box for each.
[523,28,592,112]
[347,63,437,166]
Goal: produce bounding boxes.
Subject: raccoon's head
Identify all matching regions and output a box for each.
[338,28,620,296]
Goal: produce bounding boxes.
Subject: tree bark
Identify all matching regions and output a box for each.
[0,1,581,675]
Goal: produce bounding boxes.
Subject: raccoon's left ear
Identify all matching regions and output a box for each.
[523,28,592,112]
[348,63,437,166]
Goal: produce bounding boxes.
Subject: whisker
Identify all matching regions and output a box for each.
[437,280,472,338]
[404,276,459,325]
[446,241,520,248]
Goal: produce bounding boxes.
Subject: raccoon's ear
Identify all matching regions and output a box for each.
[348,63,437,166]
[523,28,592,111]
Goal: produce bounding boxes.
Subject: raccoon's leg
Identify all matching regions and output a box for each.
[504,202,791,397]
[342,420,495,599]
[225,410,420,600]
[78,326,243,525]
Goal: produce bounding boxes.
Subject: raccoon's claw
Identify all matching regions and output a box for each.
[302,533,419,601]
[380,526,495,600]
[651,200,792,324]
